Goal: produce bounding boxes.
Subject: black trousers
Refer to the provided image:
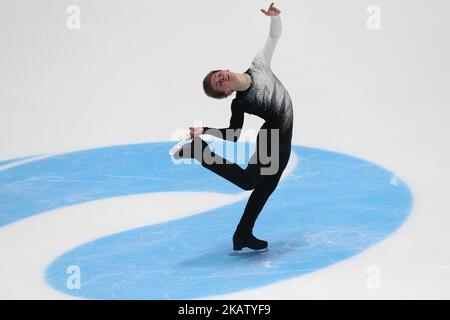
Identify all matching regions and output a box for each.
[197,121,293,236]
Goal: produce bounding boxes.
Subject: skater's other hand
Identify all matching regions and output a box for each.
[261,2,281,16]
[189,127,204,139]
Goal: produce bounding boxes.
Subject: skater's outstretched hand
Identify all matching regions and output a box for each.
[260,2,281,16]
[189,127,204,139]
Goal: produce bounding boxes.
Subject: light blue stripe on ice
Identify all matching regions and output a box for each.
[38,143,411,299]
[0,142,412,299]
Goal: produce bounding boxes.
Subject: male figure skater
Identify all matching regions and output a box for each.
[173,3,293,252]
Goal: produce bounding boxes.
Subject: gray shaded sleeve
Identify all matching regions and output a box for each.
[260,15,282,66]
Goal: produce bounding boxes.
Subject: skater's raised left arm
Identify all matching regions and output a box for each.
[259,2,282,66]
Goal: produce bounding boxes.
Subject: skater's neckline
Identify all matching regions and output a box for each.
[237,69,253,96]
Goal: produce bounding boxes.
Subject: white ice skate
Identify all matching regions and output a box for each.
[168,133,192,157]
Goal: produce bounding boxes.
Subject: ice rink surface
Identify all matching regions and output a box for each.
[0,0,449,299]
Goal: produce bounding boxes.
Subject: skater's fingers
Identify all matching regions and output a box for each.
[261,9,268,15]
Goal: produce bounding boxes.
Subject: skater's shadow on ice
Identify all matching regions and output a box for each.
[173,235,307,270]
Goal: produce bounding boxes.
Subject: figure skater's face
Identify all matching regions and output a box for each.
[211,70,233,96]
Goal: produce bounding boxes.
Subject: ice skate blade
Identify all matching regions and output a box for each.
[229,248,268,256]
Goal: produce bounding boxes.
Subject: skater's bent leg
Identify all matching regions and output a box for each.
[200,146,263,191]
[198,121,280,191]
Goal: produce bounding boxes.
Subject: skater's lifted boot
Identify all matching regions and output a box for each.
[172,136,209,160]
[233,231,268,252]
